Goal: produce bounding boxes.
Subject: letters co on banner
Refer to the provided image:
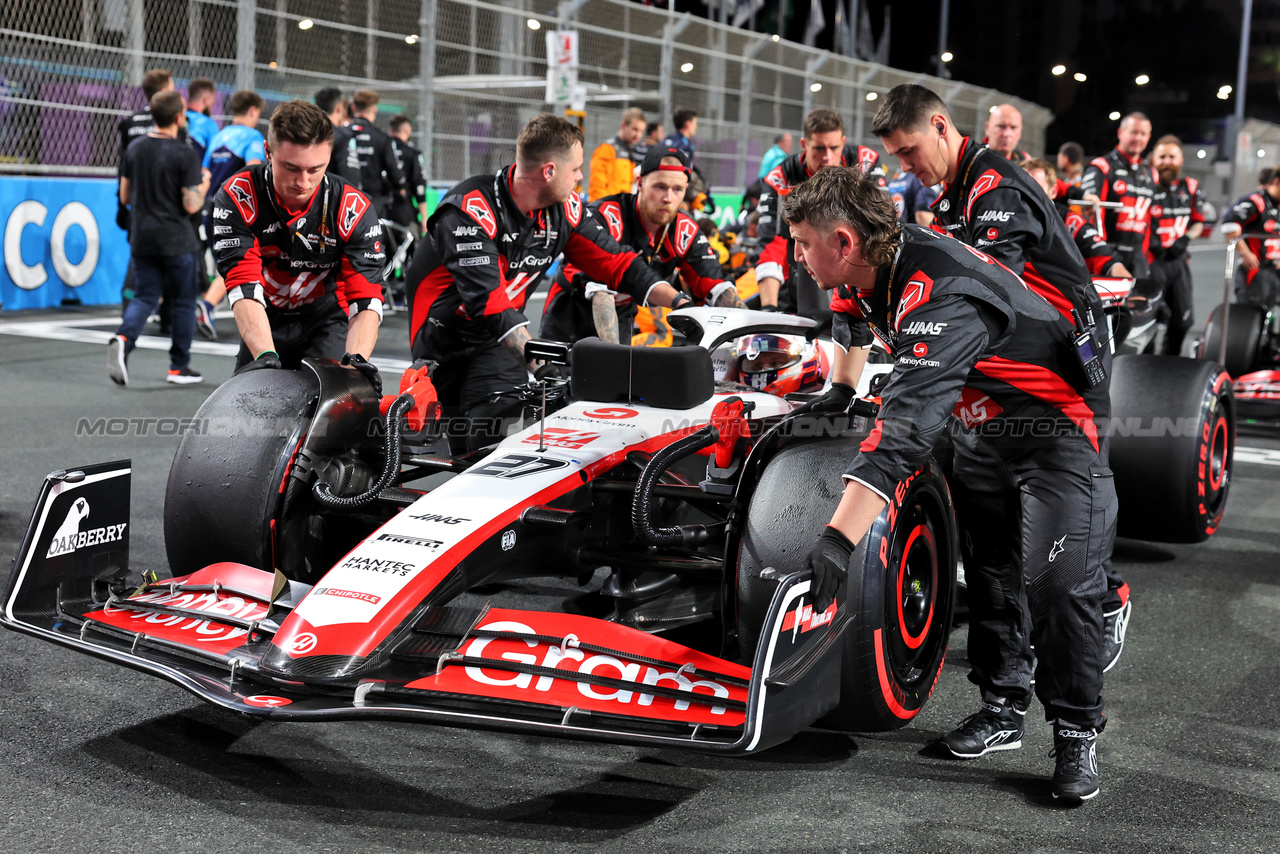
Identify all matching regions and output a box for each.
[1,177,128,310]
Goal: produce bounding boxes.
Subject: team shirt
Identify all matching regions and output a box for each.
[1079,148,1157,279]
[930,137,1101,324]
[831,226,1111,502]
[184,109,220,164]
[1149,176,1205,262]
[886,171,939,224]
[1221,189,1280,281]
[209,164,385,317]
[406,166,669,359]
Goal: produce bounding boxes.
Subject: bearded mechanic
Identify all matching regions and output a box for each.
[404,115,689,451]
[788,166,1114,803]
[541,145,745,346]
[210,100,385,389]
[755,108,888,316]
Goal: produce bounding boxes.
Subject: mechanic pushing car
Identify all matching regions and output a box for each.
[755,108,888,315]
[209,100,386,389]
[873,84,1131,669]
[404,115,690,451]
[787,166,1116,803]
[541,145,745,346]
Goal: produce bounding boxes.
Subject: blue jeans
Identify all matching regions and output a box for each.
[116,252,198,369]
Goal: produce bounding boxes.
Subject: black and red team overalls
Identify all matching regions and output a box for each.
[404,166,667,450]
[541,192,734,343]
[209,165,386,369]
[1149,176,1206,354]
[1080,148,1156,283]
[1221,189,1280,309]
[755,143,887,320]
[834,225,1114,728]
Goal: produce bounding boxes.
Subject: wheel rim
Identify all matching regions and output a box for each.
[884,495,950,689]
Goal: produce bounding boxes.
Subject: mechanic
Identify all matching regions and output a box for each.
[786,165,1114,803]
[873,84,1130,672]
[315,87,362,189]
[388,115,428,234]
[209,100,385,386]
[1148,136,1206,355]
[1080,113,1156,284]
[983,104,1030,162]
[1218,166,1280,308]
[755,107,888,315]
[542,146,746,346]
[1021,159,1132,279]
[403,115,689,451]
[588,107,645,201]
[197,89,266,340]
[347,89,407,220]
[885,168,938,226]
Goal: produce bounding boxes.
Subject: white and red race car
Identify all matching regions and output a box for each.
[2,303,1231,753]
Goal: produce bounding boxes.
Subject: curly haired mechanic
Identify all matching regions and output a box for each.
[785,167,1116,803]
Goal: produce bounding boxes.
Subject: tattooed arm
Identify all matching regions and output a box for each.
[590,289,620,343]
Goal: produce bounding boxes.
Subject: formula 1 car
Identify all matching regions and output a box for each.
[3,296,1232,753]
[1199,235,1280,424]
[3,309,956,753]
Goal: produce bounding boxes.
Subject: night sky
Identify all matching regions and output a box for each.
[677,0,1263,155]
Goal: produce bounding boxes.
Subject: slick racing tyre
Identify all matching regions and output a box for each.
[1202,303,1265,378]
[164,368,318,578]
[1110,354,1235,543]
[736,438,958,731]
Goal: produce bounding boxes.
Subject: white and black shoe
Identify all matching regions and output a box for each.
[166,366,203,385]
[107,335,129,386]
[934,699,1025,759]
[1102,599,1131,673]
[1051,721,1100,802]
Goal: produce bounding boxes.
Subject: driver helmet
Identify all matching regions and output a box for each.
[734,333,829,395]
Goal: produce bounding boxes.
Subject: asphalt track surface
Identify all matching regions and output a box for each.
[2,248,1279,853]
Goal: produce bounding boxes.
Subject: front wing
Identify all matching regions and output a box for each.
[3,461,845,754]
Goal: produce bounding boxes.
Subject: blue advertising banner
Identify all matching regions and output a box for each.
[1,177,127,310]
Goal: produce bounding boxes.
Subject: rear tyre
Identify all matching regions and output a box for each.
[1202,303,1265,377]
[1110,354,1235,543]
[736,439,957,732]
[164,369,318,577]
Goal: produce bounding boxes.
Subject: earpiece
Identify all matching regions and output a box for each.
[935,122,945,136]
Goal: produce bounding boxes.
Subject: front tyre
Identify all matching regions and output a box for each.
[735,439,958,732]
[825,459,958,731]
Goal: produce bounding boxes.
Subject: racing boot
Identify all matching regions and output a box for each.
[1050,721,1100,802]
[1102,588,1131,673]
[933,696,1025,759]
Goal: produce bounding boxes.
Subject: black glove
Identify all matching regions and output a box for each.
[115,202,129,232]
[790,381,855,416]
[533,363,567,381]
[342,352,382,395]
[806,526,855,611]
[235,351,282,375]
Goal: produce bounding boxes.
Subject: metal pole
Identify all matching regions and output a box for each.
[1220,237,1238,367]
[274,0,286,70]
[419,0,436,182]
[126,0,144,86]
[367,0,378,81]
[1229,0,1253,201]
[935,0,950,79]
[237,0,256,93]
